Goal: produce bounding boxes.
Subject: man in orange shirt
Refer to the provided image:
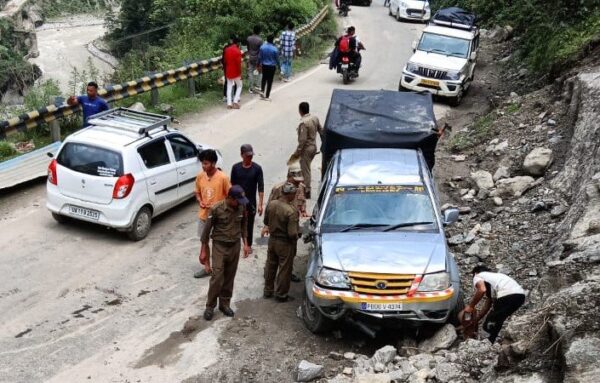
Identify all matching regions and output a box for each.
[194,149,231,278]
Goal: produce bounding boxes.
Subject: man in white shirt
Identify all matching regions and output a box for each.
[464,265,526,343]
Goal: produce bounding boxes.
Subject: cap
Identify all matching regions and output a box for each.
[240,144,254,156]
[282,182,297,195]
[228,185,249,205]
[287,160,303,181]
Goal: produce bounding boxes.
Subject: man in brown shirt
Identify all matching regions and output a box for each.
[262,183,300,302]
[200,185,251,320]
[289,102,322,199]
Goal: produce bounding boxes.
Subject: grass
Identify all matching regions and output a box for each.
[448,113,496,153]
[505,102,521,114]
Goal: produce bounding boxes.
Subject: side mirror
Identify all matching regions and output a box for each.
[443,208,459,225]
[469,52,477,62]
[47,152,54,158]
[411,40,417,52]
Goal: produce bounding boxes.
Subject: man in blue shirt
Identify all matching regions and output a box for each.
[67,81,109,127]
[258,35,280,101]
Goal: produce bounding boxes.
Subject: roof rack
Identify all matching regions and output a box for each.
[86,108,171,136]
[431,7,476,31]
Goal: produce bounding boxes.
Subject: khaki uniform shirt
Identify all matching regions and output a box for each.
[268,181,306,213]
[293,114,323,157]
[264,197,299,241]
[201,200,247,244]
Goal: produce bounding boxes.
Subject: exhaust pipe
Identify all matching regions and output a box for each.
[346,317,378,339]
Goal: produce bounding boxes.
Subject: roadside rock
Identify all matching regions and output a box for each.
[343,352,356,360]
[434,362,463,383]
[494,176,535,197]
[523,148,553,176]
[297,360,324,382]
[493,197,504,206]
[494,166,511,181]
[371,345,397,366]
[129,102,146,112]
[418,324,457,353]
[564,337,600,383]
[471,170,495,190]
[466,239,491,258]
[354,373,391,383]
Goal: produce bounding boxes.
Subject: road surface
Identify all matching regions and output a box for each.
[0,2,449,382]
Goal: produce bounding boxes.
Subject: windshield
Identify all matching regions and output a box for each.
[57,142,123,177]
[418,33,470,58]
[321,185,438,232]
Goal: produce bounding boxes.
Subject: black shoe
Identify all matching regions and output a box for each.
[194,269,210,278]
[219,306,235,317]
[291,273,302,283]
[263,292,274,299]
[275,295,295,303]
[203,308,214,321]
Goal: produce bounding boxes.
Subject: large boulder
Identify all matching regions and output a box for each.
[418,324,458,353]
[564,337,600,383]
[493,176,535,198]
[523,148,553,176]
[371,345,397,365]
[471,170,495,190]
[296,360,324,382]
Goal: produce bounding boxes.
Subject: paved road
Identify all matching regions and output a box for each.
[0,2,447,382]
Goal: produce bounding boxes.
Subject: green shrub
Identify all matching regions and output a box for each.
[0,141,17,159]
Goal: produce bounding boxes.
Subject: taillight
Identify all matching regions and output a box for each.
[113,174,135,199]
[48,159,58,185]
[342,56,350,63]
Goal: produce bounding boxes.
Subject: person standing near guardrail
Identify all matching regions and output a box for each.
[258,35,279,101]
[223,35,244,109]
[246,25,263,94]
[67,82,109,127]
[279,22,296,82]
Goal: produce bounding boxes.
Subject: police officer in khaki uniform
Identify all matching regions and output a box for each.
[200,185,251,321]
[262,183,300,302]
[288,102,322,199]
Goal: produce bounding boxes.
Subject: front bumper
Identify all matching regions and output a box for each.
[398,7,431,21]
[401,71,464,98]
[309,280,456,323]
[46,183,138,229]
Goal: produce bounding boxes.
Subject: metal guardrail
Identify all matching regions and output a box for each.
[0,5,329,138]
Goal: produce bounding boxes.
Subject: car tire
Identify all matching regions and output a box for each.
[396,8,402,21]
[302,289,334,334]
[398,80,408,92]
[52,213,68,224]
[388,6,392,16]
[447,290,465,326]
[449,89,464,107]
[127,206,152,241]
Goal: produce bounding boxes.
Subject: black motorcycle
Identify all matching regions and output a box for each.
[337,53,359,84]
[338,0,350,17]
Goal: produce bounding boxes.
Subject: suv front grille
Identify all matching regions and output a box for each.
[349,272,415,295]
[418,67,447,79]
[407,9,425,16]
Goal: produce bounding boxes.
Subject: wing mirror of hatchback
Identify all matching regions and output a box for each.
[47,152,54,158]
[412,40,417,52]
[443,208,460,225]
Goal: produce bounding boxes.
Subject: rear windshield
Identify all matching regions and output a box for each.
[57,142,123,177]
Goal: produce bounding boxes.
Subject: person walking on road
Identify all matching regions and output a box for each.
[223,35,243,109]
[230,144,264,253]
[194,149,231,279]
[246,25,263,94]
[67,81,109,127]
[288,102,322,199]
[279,22,296,82]
[258,35,279,101]
[262,182,300,302]
[200,185,251,320]
[463,265,526,343]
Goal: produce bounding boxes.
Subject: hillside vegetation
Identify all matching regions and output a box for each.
[435,0,600,75]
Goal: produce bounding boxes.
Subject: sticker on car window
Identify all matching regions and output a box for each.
[335,185,425,193]
[97,166,117,177]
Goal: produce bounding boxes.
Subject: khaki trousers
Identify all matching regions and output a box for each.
[206,240,241,309]
[264,237,297,298]
[300,145,317,194]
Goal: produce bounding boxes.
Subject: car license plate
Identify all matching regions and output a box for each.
[420,79,440,87]
[69,206,100,220]
[341,64,348,69]
[361,302,403,311]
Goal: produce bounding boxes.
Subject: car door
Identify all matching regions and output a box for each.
[166,133,201,200]
[137,137,179,214]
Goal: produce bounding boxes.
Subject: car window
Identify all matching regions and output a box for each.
[321,185,437,231]
[418,33,470,58]
[138,138,171,169]
[168,134,197,162]
[57,142,123,177]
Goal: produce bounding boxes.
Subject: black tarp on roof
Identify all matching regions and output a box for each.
[432,7,476,29]
[322,90,438,172]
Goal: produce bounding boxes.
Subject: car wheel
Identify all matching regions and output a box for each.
[52,212,68,224]
[398,80,408,92]
[302,289,334,333]
[127,206,152,241]
[447,290,465,326]
[388,6,392,16]
[396,8,402,21]
[449,89,464,107]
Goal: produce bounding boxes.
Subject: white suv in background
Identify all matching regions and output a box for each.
[46,108,221,240]
[400,8,479,106]
[389,0,431,22]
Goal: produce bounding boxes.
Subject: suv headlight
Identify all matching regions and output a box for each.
[445,71,462,81]
[424,3,430,10]
[406,62,419,74]
[417,272,450,292]
[317,268,350,289]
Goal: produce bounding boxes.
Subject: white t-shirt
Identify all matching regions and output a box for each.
[473,272,525,299]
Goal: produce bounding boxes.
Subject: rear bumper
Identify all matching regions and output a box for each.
[308,280,457,323]
[401,71,463,97]
[46,183,138,229]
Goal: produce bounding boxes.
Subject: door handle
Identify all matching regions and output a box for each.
[150,179,157,185]
[179,170,187,175]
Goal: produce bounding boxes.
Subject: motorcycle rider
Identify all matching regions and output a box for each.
[335,26,365,72]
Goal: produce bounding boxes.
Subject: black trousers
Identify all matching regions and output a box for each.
[247,205,256,246]
[484,294,525,342]
[261,65,276,98]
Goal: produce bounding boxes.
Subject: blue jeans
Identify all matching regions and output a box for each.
[281,56,293,79]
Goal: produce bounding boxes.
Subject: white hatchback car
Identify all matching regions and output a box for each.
[46,108,221,240]
[389,0,431,22]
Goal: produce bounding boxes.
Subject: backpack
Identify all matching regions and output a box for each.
[339,35,351,53]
